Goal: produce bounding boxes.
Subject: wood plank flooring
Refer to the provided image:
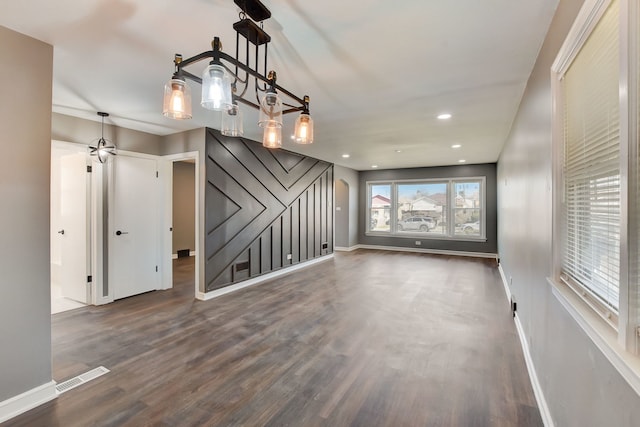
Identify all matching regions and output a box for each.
[4,250,542,427]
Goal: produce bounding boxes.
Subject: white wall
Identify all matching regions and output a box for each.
[0,25,54,403]
[497,0,640,425]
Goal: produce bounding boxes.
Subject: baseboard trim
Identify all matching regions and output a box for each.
[0,381,57,424]
[172,251,196,260]
[196,254,335,301]
[498,263,512,303]
[514,314,554,427]
[356,244,497,259]
[334,245,361,252]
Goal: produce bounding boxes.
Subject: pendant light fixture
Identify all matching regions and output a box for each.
[162,0,314,149]
[88,112,117,163]
[293,96,313,144]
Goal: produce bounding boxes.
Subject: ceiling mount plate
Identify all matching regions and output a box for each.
[233,19,271,46]
[234,0,271,22]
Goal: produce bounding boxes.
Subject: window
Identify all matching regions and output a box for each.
[552,0,640,360]
[366,178,485,240]
[369,184,391,232]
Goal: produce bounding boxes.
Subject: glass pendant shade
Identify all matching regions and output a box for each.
[221,103,244,137]
[294,113,314,144]
[258,91,283,127]
[163,78,192,119]
[262,121,282,148]
[201,63,232,111]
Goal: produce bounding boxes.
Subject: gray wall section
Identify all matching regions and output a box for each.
[497,0,640,425]
[359,163,497,254]
[334,179,349,248]
[0,26,53,401]
[172,161,196,253]
[204,129,334,292]
[334,165,359,248]
[52,112,163,155]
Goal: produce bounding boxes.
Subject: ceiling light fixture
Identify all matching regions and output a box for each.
[451,144,461,149]
[371,165,379,168]
[162,0,313,149]
[458,159,467,163]
[342,154,350,158]
[88,112,116,163]
[438,113,452,120]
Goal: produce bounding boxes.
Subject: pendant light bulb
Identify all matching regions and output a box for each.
[163,77,192,119]
[201,63,232,111]
[262,121,282,148]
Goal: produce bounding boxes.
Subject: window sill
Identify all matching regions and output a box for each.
[548,277,640,396]
[365,231,487,242]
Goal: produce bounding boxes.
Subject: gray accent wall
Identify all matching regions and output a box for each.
[0,26,53,401]
[497,0,640,424]
[204,129,333,292]
[359,163,497,254]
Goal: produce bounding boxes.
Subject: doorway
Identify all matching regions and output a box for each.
[50,141,90,314]
[335,179,350,249]
[167,155,198,293]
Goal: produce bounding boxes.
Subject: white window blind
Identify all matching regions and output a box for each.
[562,0,620,313]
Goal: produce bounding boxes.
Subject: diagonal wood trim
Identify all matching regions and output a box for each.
[205,129,334,291]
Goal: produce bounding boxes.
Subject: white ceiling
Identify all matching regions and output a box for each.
[1,0,558,171]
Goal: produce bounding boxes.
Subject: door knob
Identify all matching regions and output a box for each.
[57,229,65,235]
[115,230,129,236]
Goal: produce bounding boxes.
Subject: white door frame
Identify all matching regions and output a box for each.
[51,140,105,305]
[162,151,200,296]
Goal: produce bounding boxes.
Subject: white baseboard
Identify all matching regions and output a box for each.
[0,381,57,424]
[196,254,334,301]
[498,263,512,303]
[357,244,498,259]
[514,314,554,427]
[334,245,361,252]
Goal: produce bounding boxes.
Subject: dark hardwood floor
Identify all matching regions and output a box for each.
[4,251,542,427]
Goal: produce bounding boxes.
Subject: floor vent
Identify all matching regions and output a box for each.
[56,366,110,394]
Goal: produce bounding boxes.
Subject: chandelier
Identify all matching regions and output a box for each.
[88,112,117,163]
[162,0,314,148]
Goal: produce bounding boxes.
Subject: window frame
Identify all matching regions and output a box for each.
[550,0,640,392]
[365,177,486,241]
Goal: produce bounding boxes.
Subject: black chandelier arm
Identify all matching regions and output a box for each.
[176,48,307,108]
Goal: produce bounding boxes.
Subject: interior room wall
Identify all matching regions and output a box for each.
[359,163,497,254]
[172,161,196,255]
[0,25,54,404]
[497,0,640,424]
[52,113,164,155]
[334,165,359,249]
[204,129,334,292]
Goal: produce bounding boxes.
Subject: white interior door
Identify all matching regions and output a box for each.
[110,154,160,300]
[58,152,90,303]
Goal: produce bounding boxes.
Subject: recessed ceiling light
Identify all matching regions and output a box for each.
[437,113,452,120]
[451,144,461,149]
[342,154,350,158]
[458,159,466,163]
[395,149,402,153]
[371,165,378,168]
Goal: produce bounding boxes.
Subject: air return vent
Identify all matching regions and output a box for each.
[55,366,110,394]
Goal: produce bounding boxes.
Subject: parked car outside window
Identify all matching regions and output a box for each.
[397,216,435,232]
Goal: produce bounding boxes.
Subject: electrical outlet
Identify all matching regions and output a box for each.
[287,253,292,260]
[415,241,421,246]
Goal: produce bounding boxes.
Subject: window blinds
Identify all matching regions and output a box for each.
[562,0,620,312]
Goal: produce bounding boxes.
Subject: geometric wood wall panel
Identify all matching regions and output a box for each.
[205,129,334,292]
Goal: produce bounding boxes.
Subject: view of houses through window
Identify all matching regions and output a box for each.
[367,179,484,239]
